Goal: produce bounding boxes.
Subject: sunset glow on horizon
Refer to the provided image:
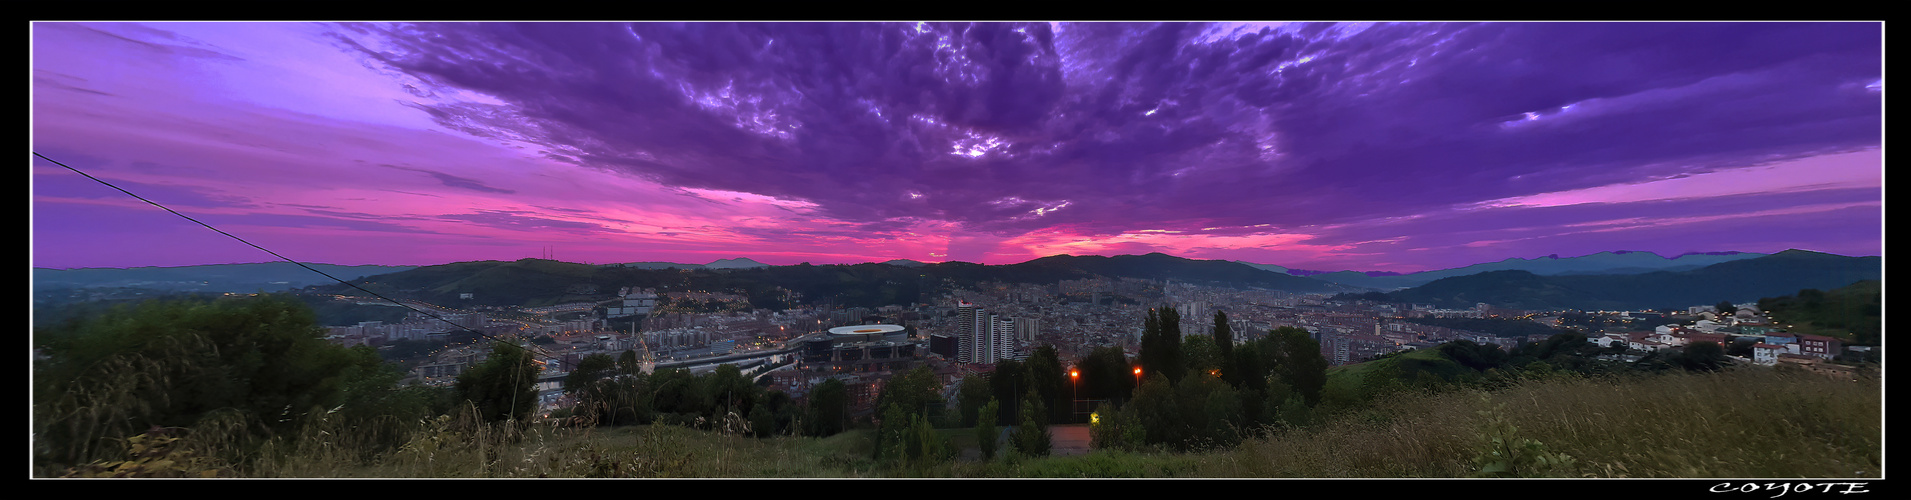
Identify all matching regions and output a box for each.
[32,22,1882,274]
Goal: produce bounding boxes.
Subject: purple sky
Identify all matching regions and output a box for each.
[31,22,1883,273]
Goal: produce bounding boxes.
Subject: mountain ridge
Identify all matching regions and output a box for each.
[1240,250,1782,290]
[1376,250,1881,311]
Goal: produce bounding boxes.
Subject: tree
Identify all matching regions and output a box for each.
[566,353,616,422]
[1023,345,1068,424]
[1088,401,1143,451]
[909,412,951,466]
[1716,301,1738,316]
[331,344,436,458]
[760,390,798,436]
[567,353,616,396]
[1173,369,1236,450]
[1075,346,1134,405]
[1212,310,1235,380]
[648,367,705,419]
[1440,339,1509,372]
[989,358,1028,423]
[875,366,944,423]
[1267,327,1328,406]
[875,403,911,460]
[34,294,366,469]
[455,341,541,425]
[748,401,774,438]
[1227,337,1267,385]
[975,398,1000,460]
[1139,306,1186,386]
[806,378,849,436]
[1674,341,1730,372]
[616,349,641,375]
[1183,334,1221,378]
[1130,373,1183,447]
[1010,387,1052,457]
[956,373,992,427]
[706,363,758,418]
[1198,383,1244,449]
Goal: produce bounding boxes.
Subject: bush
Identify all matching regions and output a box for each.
[34,294,368,472]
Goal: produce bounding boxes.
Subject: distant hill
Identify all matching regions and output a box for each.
[605,257,770,270]
[1233,261,1290,274]
[703,258,770,269]
[606,261,707,270]
[1383,250,1880,311]
[32,262,418,293]
[1000,253,1337,292]
[1279,250,1770,290]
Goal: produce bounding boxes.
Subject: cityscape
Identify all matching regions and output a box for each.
[31,21,1880,481]
[290,253,1874,422]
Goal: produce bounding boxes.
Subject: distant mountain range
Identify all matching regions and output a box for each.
[1376,250,1880,311]
[604,257,771,270]
[1240,250,1771,290]
[34,249,1878,313]
[32,262,418,293]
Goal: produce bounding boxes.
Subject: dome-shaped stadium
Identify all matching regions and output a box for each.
[827,323,906,342]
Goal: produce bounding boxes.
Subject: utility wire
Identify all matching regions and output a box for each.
[32,151,557,361]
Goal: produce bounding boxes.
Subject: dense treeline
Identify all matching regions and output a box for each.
[1351,330,1735,403]
[560,353,829,438]
[1074,307,1330,452]
[308,253,1332,311]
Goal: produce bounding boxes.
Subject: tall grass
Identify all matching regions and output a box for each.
[1205,367,1881,478]
[34,333,233,475]
[242,405,883,478]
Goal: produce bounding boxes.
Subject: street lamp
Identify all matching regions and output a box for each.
[1069,367,1080,422]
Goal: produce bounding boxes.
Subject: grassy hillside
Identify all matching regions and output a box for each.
[1210,367,1878,478]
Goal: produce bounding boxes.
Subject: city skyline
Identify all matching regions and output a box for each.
[32,22,1883,273]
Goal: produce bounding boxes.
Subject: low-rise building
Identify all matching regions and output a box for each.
[1795,334,1843,360]
[1751,343,1785,366]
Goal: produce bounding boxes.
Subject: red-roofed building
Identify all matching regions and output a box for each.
[1795,334,1843,360]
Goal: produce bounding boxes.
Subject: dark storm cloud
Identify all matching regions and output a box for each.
[33,71,115,97]
[435,209,617,235]
[35,169,258,210]
[53,23,247,62]
[380,164,517,194]
[200,212,439,234]
[341,22,1880,238]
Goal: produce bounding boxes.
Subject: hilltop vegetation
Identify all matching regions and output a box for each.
[309,253,1336,310]
[1757,280,1881,346]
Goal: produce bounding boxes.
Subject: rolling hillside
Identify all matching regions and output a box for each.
[1384,250,1880,311]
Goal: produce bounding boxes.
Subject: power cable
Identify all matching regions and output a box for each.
[32,151,557,361]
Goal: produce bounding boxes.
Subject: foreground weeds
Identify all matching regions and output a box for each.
[1212,368,1880,478]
